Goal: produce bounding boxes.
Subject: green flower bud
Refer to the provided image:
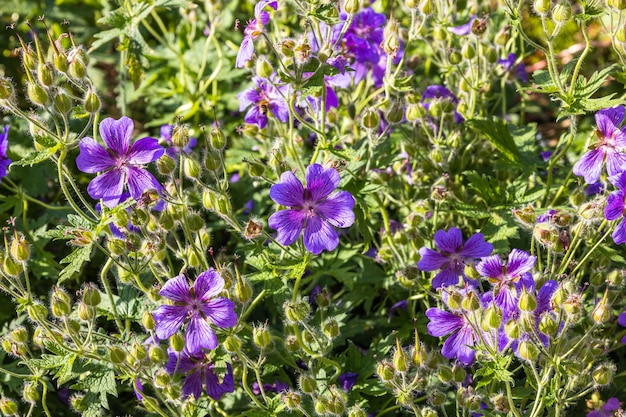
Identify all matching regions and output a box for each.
[280,39,295,58]
[0,78,15,101]
[54,52,69,73]
[51,288,72,317]
[154,369,171,388]
[282,391,302,410]
[27,303,48,322]
[69,59,86,79]
[188,250,201,268]
[82,284,101,306]
[283,299,310,323]
[538,313,558,335]
[449,50,462,66]
[485,47,498,64]
[386,102,404,124]
[421,407,438,417]
[314,397,329,415]
[504,319,520,339]
[326,387,347,414]
[84,88,101,114]
[491,393,510,413]
[10,327,28,344]
[160,326,179,348]
[204,149,222,171]
[461,291,480,312]
[552,3,570,23]
[109,346,126,364]
[2,339,13,354]
[256,57,274,79]
[437,365,453,383]
[447,291,463,310]
[253,323,272,349]
[10,235,30,261]
[149,345,167,364]
[0,398,18,415]
[428,390,446,407]
[533,0,551,14]
[344,0,359,14]
[224,335,242,353]
[299,374,317,393]
[3,255,21,276]
[518,289,537,311]
[609,0,626,9]
[285,334,300,352]
[452,363,466,383]
[186,213,204,232]
[608,269,623,286]
[362,108,380,129]
[592,363,615,386]
[512,205,536,226]
[183,157,201,179]
[157,155,176,175]
[433,26,447,41]
[377,361,395,382]
[131,343,147,362]
[461,43,475,60]
[27,82,48,106]
[53,89,73,114]
[245,158,266,177]
[210,126,227,150]
[563,296,581,316]
[518,340,538,361]
[323,319,340,338]
[142,396,161,414]
[37,62,53,87]
[348,405,368,417]
[419,0,434,14]
[591,291,611,324]
[77,302,95,321]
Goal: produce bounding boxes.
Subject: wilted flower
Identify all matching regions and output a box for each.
[268,164,355,255]
[0,125,11,182]
[235,0,278,68]
[153,269,237,354]
[76,117,164,208]
[573,106,626,184]
[237,76,289,129]
[166,350,234,400]
[418,227,493,289]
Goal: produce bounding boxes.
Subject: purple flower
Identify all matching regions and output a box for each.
[338,372,358,391]
[449,15,476,36]
[76,117,164,208]
[235,0,278,68]
[604,172,626,244]
[237,76,289,129]
[0,125,11,181]
[586,181,605,196]
[587,397,622,417]
[498,53,528,83]
[573,106,626,184]
[160,124,197,159]
[426,290,484,364]
[476,249,536,316]
[152,269,237,354]
[418,228,493,289]
[166,350,234,400]
[252,380,289,394]
[343,9,386,63]
[268,164,355,255]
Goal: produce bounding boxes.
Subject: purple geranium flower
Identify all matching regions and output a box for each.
[476,249,536,316]
[573,106,626,184]
[421,85,464,123]
[338,372,358,391]
[0,125,11,181]
[166,350,234,400]
[343,8,386,63]
[268,164,355,255]
[604,171,626,244]
[418,228,493,289]
[237,76,289,129]
[618,311,626,344]
[235,0,278,68]
[76,117,164,208]
[426,289,486,364]
[587,397,622,417]
[152,269,237,354]
[449,15,476,36]
[498,53,528,83]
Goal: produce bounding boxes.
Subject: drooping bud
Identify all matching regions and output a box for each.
[437,365,453,383]
[157,155,176,175]
[84,88,101,114]
[591,290,611,324]
[256,56,274,79]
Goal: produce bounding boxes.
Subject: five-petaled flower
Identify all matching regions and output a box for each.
[418,227,493,289]
[76,116,164,208]
[237,76,289,129]
[268,163,355,255]
[166,349,234,400]
[152,269,237,354]
[0,125,11,182]
[573,106,626,184]
[605,171,626,244]
[235,0,278,68]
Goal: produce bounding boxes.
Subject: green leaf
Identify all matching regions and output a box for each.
[467,118,521,163]
[13,145,60,166]
[71,363,117,409]
[58,244,93,284]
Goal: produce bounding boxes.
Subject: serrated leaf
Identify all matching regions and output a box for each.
[13,146,60,166]
[58,244,93,284]
[468,118,521,163]
[71,364,117,407]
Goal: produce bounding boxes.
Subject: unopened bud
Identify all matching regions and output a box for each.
[419,0,434,14]
[0,78,14,101]
[84,89,101,114]
[283,391,302,410]
[37,62,53,87]
[204,149,222,171]
[54,52,69,73]
[10,236,30,261]
[53,89,73,114]
[157,155,176,175]
[210,126,227,150]
[9,327,28,344]
[362,108,380,129]
[21,381,38,403]
[245,158,266,177]
[592,363,615,386]
[299,374,317,393]
[224,335,242,352]
[109,346,126,364]
[51,288,71,317]
[461,291,480,311]
[539,313,558,335]
[591,291,611,324]
[344,0,359,14]
[3,255,21,276]
[77,302,95,321]
[518,340,538,361]
[183,157,201,178]
[377,361,395,382]
[504,319,520,339]
[518,289,537,311]
[552,3,570,23]
[0,398,18,415]
[27,82,48,106]
[149,345,167,364]
[253,323,272,349]
[461,43,475,60]
[256,57,273,79]
[82,284,101,306]
[438,365,453,383]
[533,0,551,14]
[283,299,310,323]
[27,303,48,322]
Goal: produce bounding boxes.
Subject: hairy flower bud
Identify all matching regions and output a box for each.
[27,82,48,106]
[284,299,310,323]
[0,398,18,416]
[283,391,302,410]
[377,361,395,382]
[37,62,53,87]
[461,290,480,311]
[253,323,272,349]
[183,157,201,179]
[51,287,71,317]
[84,89,101,114]
[591,291,611,324]
[77,302,95,321]
[0,78,15,101]
[109,346,126,364]
[552,3,570,23]
[210,126,227,150]
[10,235,30,261]
[9,327,28,344]
[518,289,537,311]
[533,0,551,14]
[27,303,48,322]
[362,108,380,129]
[82,283,101,306]
[518,340,538,361]
[592,363,615,386]
[256,57,274,79]
[539,313,558,335]
[299,374,317,393]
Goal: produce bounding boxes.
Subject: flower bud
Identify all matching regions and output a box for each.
[591,291,611,324]
[518,289,537,311]
[253,323,272,349]
[461,290,480,311]
[314,397,329,415]
[10,327,28,344]
[51,287,71,317]
[428,390,446,407]
[235,278,253,303]
[54,52,69,73]
[485,47,498,64]
[27,303,48,322]
[84,88,101,114]
[77,302,95,321]
[563,295,582,316]
[518,340,538,361]
[3,255,21,276]
[386,101,404,124]
[447,291,463,310]
[27,82,48,106]
[323,319,340,338]
[285,334,299,352]
[130,342,147,362]
[504,319,520,339]
[245,158,266,177]
[10,235,30,261]
[204,149,222,171]
[348,405,368,417]
[170,332,185,352]
[284,299,310,323]
[592,363,615,386]
[299,374,317,393]
[183,157,201,179]
[37,62,53,87]
[344,0,359,14]
[437,365,453,383]
[608,0,626,9]
[539,313,558,335]
[552,3,570,23]
[69,59,86,79]
[171,125,189,148]
[82,284,101,306]
[326,386,347,414]
[0,398,18,415]
[154,369,171,388]
[210,126,227,150]
[419,0,434,14]
[452,363,466,383]
[377,361,395,382]
[362,108,380,129]
[256,57,274,79]
[53,89,73,114]
[461,43,475,60]
[149,345,167,364]
[283,391,302,410]
[157,155,177,175]
[0,78,15,101]
[222,334,241,353]
[533,0,551,15]
[109,346,126,364]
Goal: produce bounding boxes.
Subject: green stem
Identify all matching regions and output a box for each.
[100,258,124,333]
